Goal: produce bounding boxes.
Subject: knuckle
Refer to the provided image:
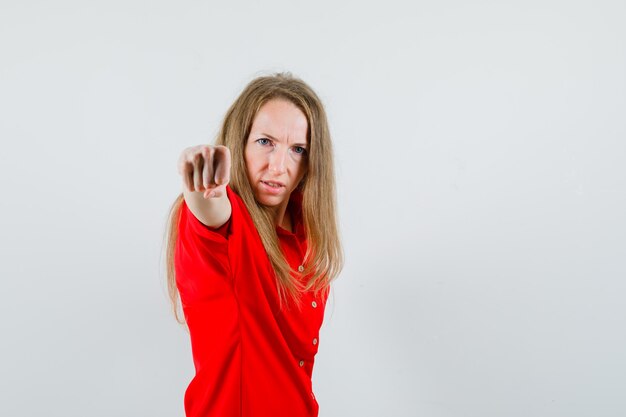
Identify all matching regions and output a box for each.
[180,164,192,175]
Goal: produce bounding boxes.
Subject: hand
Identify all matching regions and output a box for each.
[177,145,231,199]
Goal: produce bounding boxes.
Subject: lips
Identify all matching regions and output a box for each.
[261,180,285,188]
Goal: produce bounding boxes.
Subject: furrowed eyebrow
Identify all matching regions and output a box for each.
[260,132,279,141]
[260,132,307,148]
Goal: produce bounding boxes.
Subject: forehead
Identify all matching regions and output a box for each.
[250,99,308,142]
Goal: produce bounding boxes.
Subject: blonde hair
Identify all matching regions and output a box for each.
[165,72,343,323]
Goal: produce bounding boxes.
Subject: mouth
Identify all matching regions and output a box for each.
[261,180,285,189]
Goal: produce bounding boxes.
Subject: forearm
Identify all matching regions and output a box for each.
[183,188,232,229]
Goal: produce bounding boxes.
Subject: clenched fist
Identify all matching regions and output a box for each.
[178,145,231,199]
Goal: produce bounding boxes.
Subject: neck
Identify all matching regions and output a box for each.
[271,200,292,232]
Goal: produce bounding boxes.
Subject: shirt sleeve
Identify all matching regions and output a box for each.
[174,192,234,307]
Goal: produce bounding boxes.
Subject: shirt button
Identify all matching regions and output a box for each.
[312,338,318,345]
[299,360,304,367]
[311,301,317,308]
[298,265,304,272]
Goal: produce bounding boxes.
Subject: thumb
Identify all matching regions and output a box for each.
[204,184,228,199]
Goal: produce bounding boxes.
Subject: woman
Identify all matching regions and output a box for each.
[165,73,343,417]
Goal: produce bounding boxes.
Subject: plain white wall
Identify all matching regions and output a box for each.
[1,1,625,416]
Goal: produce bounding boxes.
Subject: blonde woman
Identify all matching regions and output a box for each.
[165,73,343,417]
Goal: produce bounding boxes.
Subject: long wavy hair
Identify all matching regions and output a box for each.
[164,72,343,323]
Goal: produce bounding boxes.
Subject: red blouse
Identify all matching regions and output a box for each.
[175,185,328,417]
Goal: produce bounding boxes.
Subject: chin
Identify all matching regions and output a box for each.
[253,192,285,208]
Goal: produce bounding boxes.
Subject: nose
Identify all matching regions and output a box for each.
[268,147,287,174]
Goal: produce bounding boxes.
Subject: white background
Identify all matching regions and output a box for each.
[1,1,625,416]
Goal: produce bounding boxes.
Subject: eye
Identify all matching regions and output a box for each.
[256,138,272,146]
[293,146,307,155]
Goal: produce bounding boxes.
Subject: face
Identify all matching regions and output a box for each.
[244,98,309,212]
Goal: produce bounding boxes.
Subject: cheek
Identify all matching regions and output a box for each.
[244,147,255,169]
[244,159,255,179]
[245,154,258,173]
[295,164,307,185]
[298,158,308,175]
[244,155,264,183]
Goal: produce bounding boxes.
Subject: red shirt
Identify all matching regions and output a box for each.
[175,185,328,417]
